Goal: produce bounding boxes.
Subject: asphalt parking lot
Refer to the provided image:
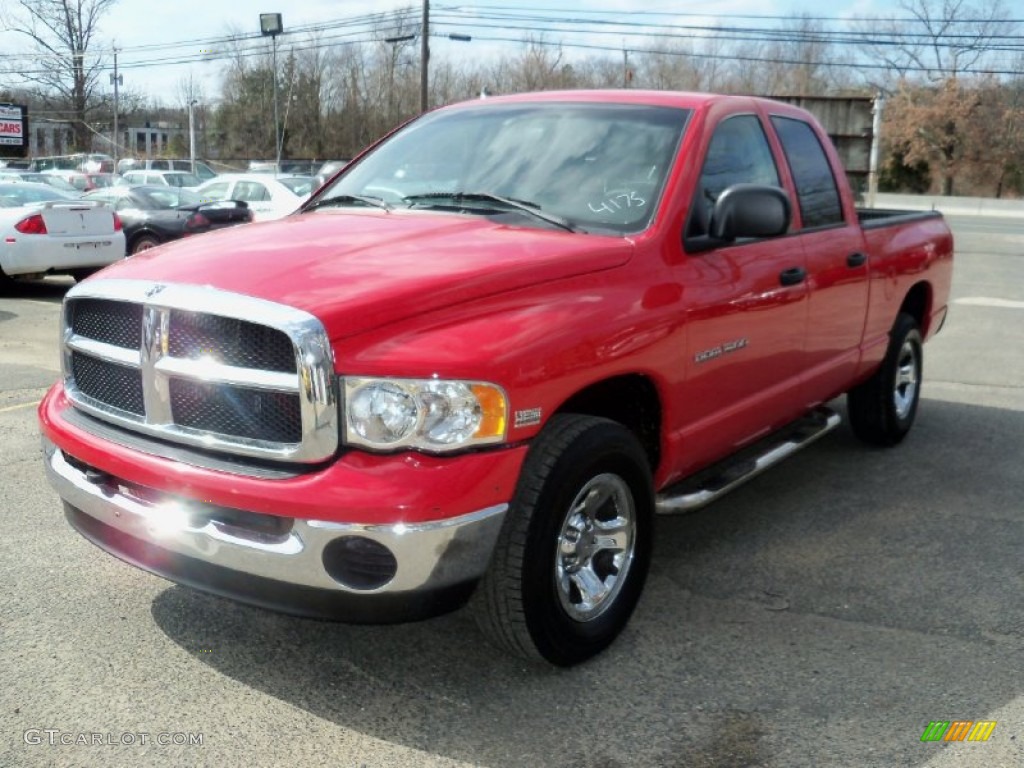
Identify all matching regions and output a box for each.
[1,215,1022,768]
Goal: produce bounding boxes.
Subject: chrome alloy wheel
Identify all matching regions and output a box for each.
[893,339,920,420]
[555,473,637,622]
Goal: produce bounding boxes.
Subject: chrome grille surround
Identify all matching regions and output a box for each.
[61,279,338,463]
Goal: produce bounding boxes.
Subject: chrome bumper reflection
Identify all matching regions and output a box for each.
[43,438,506,595]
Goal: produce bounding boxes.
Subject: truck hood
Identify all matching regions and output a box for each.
[100,209,633,339]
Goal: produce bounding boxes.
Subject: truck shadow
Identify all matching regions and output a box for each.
[151,397,1024,768]
[1,276,75,302]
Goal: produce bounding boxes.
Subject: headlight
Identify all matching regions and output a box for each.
[343,377,508,452]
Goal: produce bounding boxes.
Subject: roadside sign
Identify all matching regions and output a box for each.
[0,104,28,155]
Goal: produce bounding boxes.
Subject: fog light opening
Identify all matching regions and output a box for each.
[322,536,398,590]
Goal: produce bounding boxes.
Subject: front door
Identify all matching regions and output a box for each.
[670,113,810,476]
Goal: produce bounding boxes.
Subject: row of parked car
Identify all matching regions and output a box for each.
[0,157,347,286]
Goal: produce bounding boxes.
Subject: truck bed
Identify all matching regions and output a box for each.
[856,207,944,230]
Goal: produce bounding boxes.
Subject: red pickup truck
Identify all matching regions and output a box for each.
[39,91,953,666]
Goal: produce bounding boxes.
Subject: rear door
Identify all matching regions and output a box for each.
[769,114,870,405]
[671,111,810,471]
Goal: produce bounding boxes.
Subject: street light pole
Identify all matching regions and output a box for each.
[420,0,429,113]
[110,48,121,169]
[259,13,284,171]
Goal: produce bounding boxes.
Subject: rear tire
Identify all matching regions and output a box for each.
[130,234,160,254]
[847,312,923,446]
[472,414,653,666]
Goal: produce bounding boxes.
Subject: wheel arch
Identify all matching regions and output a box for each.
[899,281,932,335]
[553,374,662,474]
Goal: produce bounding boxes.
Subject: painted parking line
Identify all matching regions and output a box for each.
[0,400,40,414]
[955,297,1024,309]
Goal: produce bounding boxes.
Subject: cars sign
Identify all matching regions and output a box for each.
[0,104,27,149]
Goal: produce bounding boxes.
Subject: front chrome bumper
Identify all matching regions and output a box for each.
[43,438,508,622]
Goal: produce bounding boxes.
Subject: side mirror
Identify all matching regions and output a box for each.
[708,183,791,242]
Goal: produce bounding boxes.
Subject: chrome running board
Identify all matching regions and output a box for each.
[655,406,841,515]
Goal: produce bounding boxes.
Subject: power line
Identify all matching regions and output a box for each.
[4,5,1024,85]
[440,3,1024,24]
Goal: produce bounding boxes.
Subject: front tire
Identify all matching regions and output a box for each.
[847,312,923,446]
[472,414,653,666]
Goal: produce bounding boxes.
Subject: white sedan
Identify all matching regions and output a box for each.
[194,174,314,221]
[0,182,125,286]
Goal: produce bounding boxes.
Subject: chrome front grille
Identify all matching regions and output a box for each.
[167,310,297,373]
[71,353,145,416]
[69,299,143,349]
[61,280,338,463]
[168,378,302,443]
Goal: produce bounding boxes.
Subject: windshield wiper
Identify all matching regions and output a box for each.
[404,192,581,233]
[304,194,392,212]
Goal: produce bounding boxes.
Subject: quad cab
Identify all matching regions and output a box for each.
[40,91,953,666]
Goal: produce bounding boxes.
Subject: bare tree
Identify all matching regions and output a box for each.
[2,0,119,152]
[635,41,709,92]
[175,74,204,114]
[861,1,1018,195]
[858,0,1015,88]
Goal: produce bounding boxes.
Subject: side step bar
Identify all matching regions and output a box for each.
[655,406,841,515]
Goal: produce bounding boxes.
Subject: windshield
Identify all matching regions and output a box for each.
[319,102,689,234]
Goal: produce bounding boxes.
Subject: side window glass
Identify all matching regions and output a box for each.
[701,115,780,197]
[771,116,844,228]
[200,182,230,200]
[235,182,269,202]
[689,115,780,239]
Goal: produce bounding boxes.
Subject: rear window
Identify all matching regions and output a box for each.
[770,116,844,228]
[0,183,76,204]
[278,177,313,196]
[198,181,230,201]
[234,181,270,201]
[146,188,200,208]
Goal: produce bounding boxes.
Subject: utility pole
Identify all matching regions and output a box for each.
[420,0,429,113]
[273,36,280,170]
[110,49,121,168]
[868,94,884,208]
